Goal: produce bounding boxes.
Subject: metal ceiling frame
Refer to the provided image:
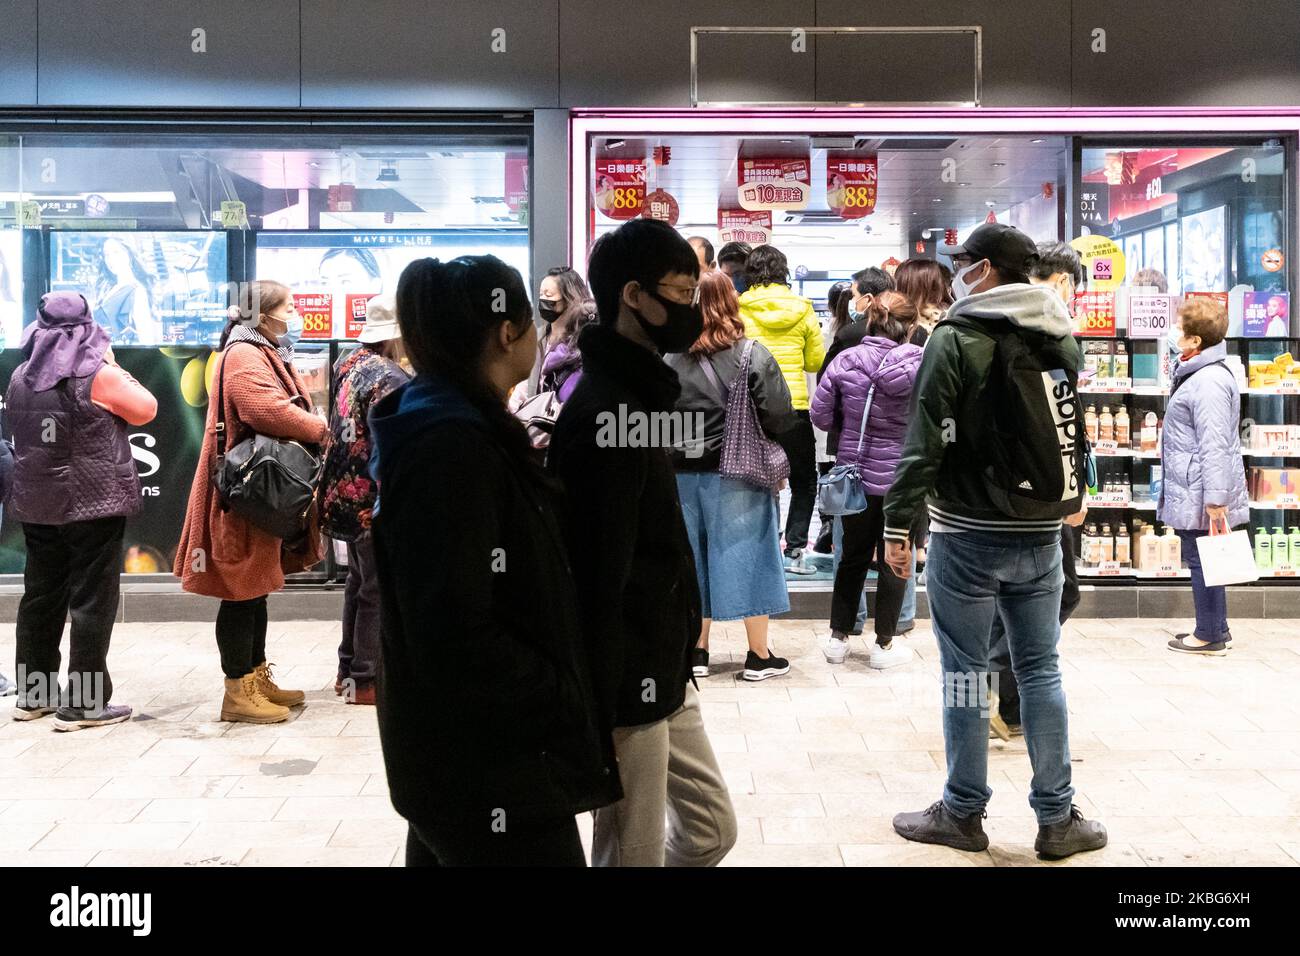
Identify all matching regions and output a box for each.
[689,25,984,109]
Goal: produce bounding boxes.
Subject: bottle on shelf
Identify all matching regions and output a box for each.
[1115,406,1130,447]
[1159,526,1181,568]
[1085,404,1099,444]
[1099,406,1114,443]
[1290,527,1300,568]
[1141,524,1162,569]
[1083,523,1099,567]
[1114,342,1129,380]
[1115,523,1132,566]
[1256,527,1272,569]
[1272,527,1289,566]
[1150,464,1163,501]
[1132,519,1145,569]
[1141,411,1158,452]
[1099,522,1114,563]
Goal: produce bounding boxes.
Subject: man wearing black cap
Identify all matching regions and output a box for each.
[880,223,1107,860]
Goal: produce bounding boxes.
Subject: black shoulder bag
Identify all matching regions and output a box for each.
[211,342,325,540]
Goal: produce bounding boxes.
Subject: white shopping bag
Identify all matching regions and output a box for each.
[1196,518,1260,587]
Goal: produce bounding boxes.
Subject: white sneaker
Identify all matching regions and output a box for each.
[869,641,913,669]
[823,634,850,664]
[784,549,816,576]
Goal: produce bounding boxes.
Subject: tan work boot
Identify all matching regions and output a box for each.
[221,674,290,724]
[254,661,305,708]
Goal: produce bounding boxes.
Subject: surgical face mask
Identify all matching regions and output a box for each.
[847,294,866,322]
[276,315,303,350]
[950,260,988,301]
[538,300,561,324]
[633,290,704,354]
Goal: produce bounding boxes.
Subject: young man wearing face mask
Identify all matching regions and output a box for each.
[986,242,1088,740]
[881,224,1107,860]
[819,266,896,381]
[548,218,738,867]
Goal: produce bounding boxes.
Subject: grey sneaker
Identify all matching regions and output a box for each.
[893,800,989,852]
[1035,806,1108,860]
[52,703,132,732]
[783,548,816,576]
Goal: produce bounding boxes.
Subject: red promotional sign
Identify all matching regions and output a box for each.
[737,157,811,211]
[295,293,334,340]
[345,293,373,339]
[825,151,877,219]
[327,184,356,213]
[718,208,772,245]
[643,189,680,226]
[504,155,528,213]
[594,157,646,220]
[1073,291,1117,337]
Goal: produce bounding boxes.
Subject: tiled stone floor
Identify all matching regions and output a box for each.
[1,616,1299,867]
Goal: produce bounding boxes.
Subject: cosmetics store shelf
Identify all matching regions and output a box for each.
[1077,567,1191,579]
[1242,450,1300,458]
[1242,387,1300,396]
[1257,568,1300,578]
[1249,500,1300,510]
[1092,448,1161,458]
[1084,499,1158,510]
[1080,383,1169,396]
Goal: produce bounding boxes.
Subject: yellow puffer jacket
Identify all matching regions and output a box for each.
[738,283,825,410]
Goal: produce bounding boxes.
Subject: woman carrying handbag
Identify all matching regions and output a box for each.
[175,280,330,723]
[665,271,797,681]
[811,292,923,668]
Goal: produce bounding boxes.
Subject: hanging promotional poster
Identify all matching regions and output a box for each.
[1242,291,1291,338]
[47,231,230,347]
[718,208,773,246]
[826,151,878,219]
[0,347,211,574]
[737,157,811,211]
[593,158,647,220]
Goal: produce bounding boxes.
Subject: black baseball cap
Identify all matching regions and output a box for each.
[942,223,1040,277]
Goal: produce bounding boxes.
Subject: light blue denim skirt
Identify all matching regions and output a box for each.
[675,471,790,621]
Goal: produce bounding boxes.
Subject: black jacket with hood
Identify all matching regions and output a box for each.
[368,373,621,825]
[883,284,1082,542]
[547,323,702,731]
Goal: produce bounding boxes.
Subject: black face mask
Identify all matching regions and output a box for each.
[731,272,749,295]
[538,300,561,324]
[632,290,704,354]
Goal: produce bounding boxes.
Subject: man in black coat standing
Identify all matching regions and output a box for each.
[548,219,738,867]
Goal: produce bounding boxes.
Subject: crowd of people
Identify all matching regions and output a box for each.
[0,216,1253,866]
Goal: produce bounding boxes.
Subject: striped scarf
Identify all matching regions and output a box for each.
[226,323,294,364]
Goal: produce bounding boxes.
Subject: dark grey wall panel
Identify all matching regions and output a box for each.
[560,0,817,107]
[816,0,1071,107]
[531,108,570,289]
[0,1,38,106]
[1071,0,1300,106]
[37,1,300,107]
[303,0,559,108]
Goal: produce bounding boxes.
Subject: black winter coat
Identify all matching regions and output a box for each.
[547,324,702,731]
[369,375,621,825]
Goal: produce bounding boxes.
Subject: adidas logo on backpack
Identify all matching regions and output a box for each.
[1018,480,1034,490]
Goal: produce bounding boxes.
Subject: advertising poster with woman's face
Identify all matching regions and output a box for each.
[1179,207,1228,293]
[0,230,22,349]
[48,232,229,346]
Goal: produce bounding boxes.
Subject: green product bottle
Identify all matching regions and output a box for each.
[1290,527,1300,568]
[1273,527,1289,568]
[1256,528,1272,569]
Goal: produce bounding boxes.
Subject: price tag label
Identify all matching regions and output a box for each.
[1097,560,1124,575]
[1275,380,1300,393]
[1274,494,1300,507]
[1154,564,1180,577]
[1088,492,1131,506]
[1095,440,1120,453]
[220,200,248,228]
[1272,566,1298,577]
[19,200,41,227]
[1129,294,1172,338]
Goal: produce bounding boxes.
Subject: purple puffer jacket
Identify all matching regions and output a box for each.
[541,340,583,403]
[1157,341,1249,531]
[811,336,923,495]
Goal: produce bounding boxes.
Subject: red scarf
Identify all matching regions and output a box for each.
[1179,347,1201,363]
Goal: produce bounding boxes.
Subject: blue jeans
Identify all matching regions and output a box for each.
[926,530,1074,826]
[834,515,917,634]
[1175,529,1229,640]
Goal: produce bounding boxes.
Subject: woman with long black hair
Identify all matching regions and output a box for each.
[369,256,620,866]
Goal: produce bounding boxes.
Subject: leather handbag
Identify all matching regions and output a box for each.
[698,340,789,491]
[513,388,563,450]
[818,353,890,516]
[211,342,324,540]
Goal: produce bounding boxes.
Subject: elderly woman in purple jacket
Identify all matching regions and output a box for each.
[811,291,923,668]
[1159,298,1249,655]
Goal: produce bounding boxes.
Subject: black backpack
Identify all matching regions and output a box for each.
[941,315,1090,520]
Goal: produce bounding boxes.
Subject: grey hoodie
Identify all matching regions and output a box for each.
[946,283,1074,339]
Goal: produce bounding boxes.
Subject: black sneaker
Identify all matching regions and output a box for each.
[1035,805,1108,860]
[12,699,57,721]
[52,703,132,732]
[893,800,989,852]
[742,649,790,682]
[692,649,710,678]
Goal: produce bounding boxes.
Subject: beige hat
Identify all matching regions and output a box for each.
[357,294,400,343]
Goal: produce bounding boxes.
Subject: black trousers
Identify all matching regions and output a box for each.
[404,817,586,867]
[777,410,817,552]
[338,534,381,685]
[830,495,906,641]
[989,524,1080,723]
[15,516,125,712]
[216,595,269,680]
